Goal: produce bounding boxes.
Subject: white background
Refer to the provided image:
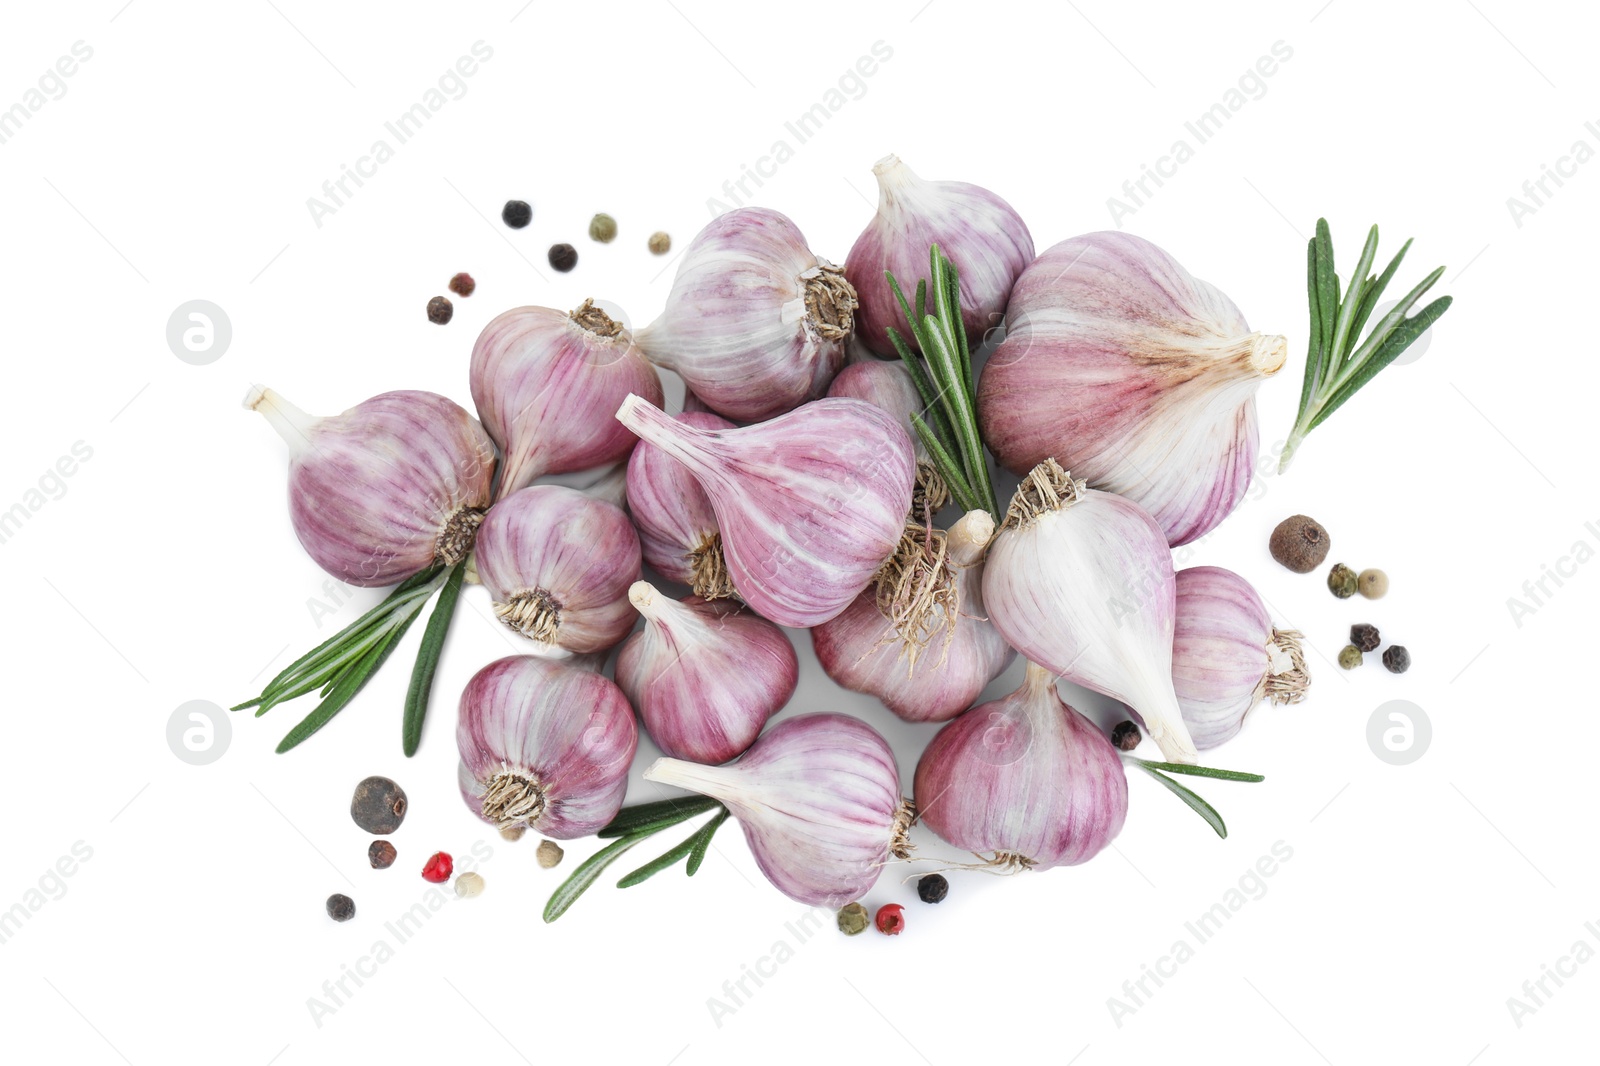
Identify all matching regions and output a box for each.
[0,1,1590,1063]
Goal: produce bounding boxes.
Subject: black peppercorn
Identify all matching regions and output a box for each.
[326,893,355,922]
[1350,623,1381,653]
[1269,515,1330,573]
[502,200,532,228]
[350,776,408,835]
[448,272,476,297]
[368,840,397,869]
[917,874,949,904]
[1383,645,1411,674]
[1111,720,1142,752]
[548,243,577,272]
[426,296,453,324]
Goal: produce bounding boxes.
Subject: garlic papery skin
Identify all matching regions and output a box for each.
[470,299,664,498]
[984,460,1199,763]
[812,510,1014,723]
[245,386,495,587]
[825,359,948,514]
[614,394,915,628]
[625,410,739,600]
[913,662,1127,870]
[635,208,857,422]
[977,231,1287,547]
[472,485,641,657]
[845,154,1034,357]
[1172,565,1309,750]
[457,655,638,839]
[643,713,913,906]
[616,582,798,764]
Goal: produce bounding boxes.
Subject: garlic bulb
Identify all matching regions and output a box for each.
[472,485,641,656]
[1172,565,1309,750]
[977,231,1286,546]
[812,510,1013,723]
[625,410,737,600]
[913,662,1127,870]
[616,582,798,764]
[635,208,857,422]
[984,460,1199,763]
[457,655,638,839]
[845,154,1034,356]
[643,713,913,906]
[614,394,915,628]
[245,386,494,587]
[471,299,664,497]
[825,359,947,514]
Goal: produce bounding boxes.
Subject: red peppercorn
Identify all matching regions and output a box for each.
[874,903,905,936]
[421,852,453,883]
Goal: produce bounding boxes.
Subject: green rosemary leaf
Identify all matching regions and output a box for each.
[914,278,927,327]
[1344,265,1445,369]
[256,621,400,715]
[617,828,704,888]
[1309,295,1452,432]
[402,560,467,757]
[1313,219,1339,373]
[1134,759,1265,783]
[686,809,730,876]
[1297,237,1326,426]
[912,415,982,513]
[1326,225,1380,371]
[597,795,722,838]
[1347,238,1412,346]
[544,835,646,923]
[274,607,422,754]
[1139,764,1227,839]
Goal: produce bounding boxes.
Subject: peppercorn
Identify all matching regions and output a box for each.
[448,272,476,297]
[454,872,485,898]
[1359,568,1389,600]
[500,825,526,843]
[536,839,564,869]
[1350,623,1381,653]
[350,776,408,835]
[502,200,532,228]
[1111,720,1142,752]
[367,840,397,869]
[648,231,672,255]
[1269,515,1330,573]
[588,213,618,243]
[1383,645,1411,674]
[874,903,905,936]
[1338,644,1363,669]
[917,874,949,904]
[547,243,577,272]
[326,893,355,922]
[837,902,869,936]
[421,851,453,884]
[426,296,453,324]
[1327,563,1359,599]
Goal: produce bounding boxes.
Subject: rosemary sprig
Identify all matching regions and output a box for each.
[1281,219,1452,471]
[1127,758,1265,839]
[885,245,1000,517]
[545,798,729,922]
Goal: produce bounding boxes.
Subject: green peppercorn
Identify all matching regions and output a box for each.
[1359,568,1389,599]
[917,874,949,904]
[648,231,672,255]
[1383,645,1411,673]
[548,243,577,272]
[1328,563,1359,599]
[588,213,618,243]
[1350,623,1381,652]
[837,901,869,935]
[1111,720,1142,751]
[1338,644,1363,669]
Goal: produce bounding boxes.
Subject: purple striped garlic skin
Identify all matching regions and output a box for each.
[826,358,948,511]
[247,386,495,587]
[635,208,856,422]
[457,655,638,839]
[643,713,913,907]
[616,582,798,764]
[625,410,738,600]
[1173,565,1309,750]
[470,301,663,498]
[914,662,1127,870]
[472,485,641,657]
[977,231,1286,547]
[614,394,915,628]
[845,154,1034,356]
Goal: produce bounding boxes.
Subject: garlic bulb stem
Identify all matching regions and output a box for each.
[244,385,318,458]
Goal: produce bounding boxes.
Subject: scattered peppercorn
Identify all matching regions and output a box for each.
[1383,645,1411,674]
[588,213,618,243]
[548,243,577,272]
[1350,623,1381,653]
[350,776,408,835]
[1327,563,1359,599]
[1269,515,1330,573]
[500,825,526,843]
[917,874,949,904]
[427,295,453,324]
[326,893,355,922]
[1359,568,1389,600]
[448,272,476,297]
[502,200,532,228]
[1111,720,1142,752]
[648,230,672,255]
[454,871,485,898]
[536,839,564,869]
[1338,644,1363,669]
[368,840,397,869]
[421,851,453,884]
[875,903,906,936]
[837,902,869,936]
